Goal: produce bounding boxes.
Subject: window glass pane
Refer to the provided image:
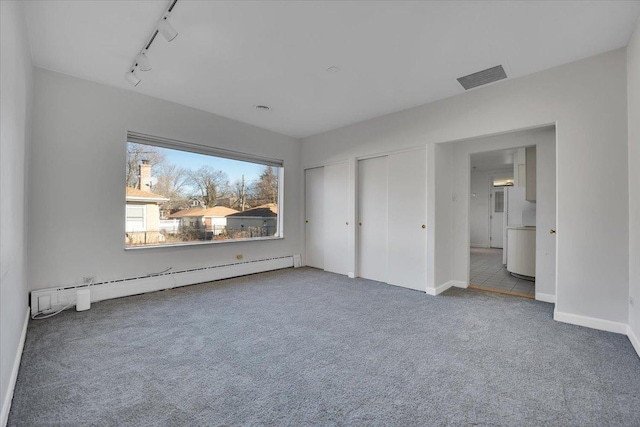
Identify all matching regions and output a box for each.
[126,205,145,232]
[126,205,144,218]
[125,140,281,248]
[494,191,504,213]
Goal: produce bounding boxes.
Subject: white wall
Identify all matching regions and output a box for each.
[448,127,556,297]
[0,1,33,422]
[534,136,557,300]
[628,18,640,346]
[514,148,526,187]
[302,48,628,326]
[29,68,302,290]
[470,168,512,248]
[433,144,453,288]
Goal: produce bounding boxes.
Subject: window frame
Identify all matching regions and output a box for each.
[124,132,284,250]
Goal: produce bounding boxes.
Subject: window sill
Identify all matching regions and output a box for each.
[124,236,284,250]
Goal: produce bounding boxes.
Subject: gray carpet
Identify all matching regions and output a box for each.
[9,267,640,426]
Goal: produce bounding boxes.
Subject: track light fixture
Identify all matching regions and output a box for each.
[125,69,141,87]
[136,52,152,71]
[124,0,178,86]
[157,13,178,42]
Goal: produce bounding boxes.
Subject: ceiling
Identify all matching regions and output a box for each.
[470,148,518,172]
[24,1,640,138]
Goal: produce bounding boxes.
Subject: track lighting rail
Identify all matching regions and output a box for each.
[125,0,179,86]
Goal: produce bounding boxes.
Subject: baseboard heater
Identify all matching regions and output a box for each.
[31,255,299,317]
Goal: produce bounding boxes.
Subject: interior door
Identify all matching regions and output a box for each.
[387,149,427,291]
[323,162,349,275]
[490,187,504,248]
[305,167,324,269]
[358,156,388,282]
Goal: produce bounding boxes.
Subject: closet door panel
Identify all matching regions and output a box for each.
[387,149,427,291]
[358,156,388,282]
[305,167,325,269]
[324,162,349,275]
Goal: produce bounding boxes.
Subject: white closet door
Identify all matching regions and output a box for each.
[305,167,324,269]
[387,149,427,291]
[358,156,388,282]
[324,162,349,275]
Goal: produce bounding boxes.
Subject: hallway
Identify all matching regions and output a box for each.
[470,247,535,297]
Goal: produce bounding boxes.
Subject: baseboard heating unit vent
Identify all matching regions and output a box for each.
[31,255,296,316]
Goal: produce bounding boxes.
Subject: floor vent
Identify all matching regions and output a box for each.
[457,65,507,90]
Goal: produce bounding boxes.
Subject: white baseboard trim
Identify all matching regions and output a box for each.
[628,325,640,359]
[1,307,29,427]
[535,292,556,303]
[31,256,295,317]
[451,280,468,289]
[426,280,466,296]
[553,309,628,334]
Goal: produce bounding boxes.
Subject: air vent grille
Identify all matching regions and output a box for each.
[457,65,507,90]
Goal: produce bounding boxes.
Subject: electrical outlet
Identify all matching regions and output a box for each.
[83,276,96,284]
[631,296,635,306]
[236,254,243,260]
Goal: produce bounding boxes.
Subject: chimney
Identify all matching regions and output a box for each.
[139,160,151,191]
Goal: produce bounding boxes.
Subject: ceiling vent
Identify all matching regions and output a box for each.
[457,65,507,90]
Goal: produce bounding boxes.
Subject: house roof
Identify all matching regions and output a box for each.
[201,206,239,217]
[169,206,239,219]
[125,187,169,202]
[168,207,205,218]
[227,203,278,218]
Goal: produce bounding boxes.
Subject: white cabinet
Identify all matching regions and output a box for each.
[506,227,536,277]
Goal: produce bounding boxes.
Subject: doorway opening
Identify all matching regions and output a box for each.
[469,147,534,298]
[463,126,556,300]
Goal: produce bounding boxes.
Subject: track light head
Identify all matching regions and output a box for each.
[157,13,178,42]
[125,69,141,86]
[124,1,178,83]
[136,52,152,71]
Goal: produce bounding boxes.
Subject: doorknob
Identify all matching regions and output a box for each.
[421,224,426,229]
[550,229,556,234]
[359,222,362,226]
[305,220,309,224]
[346,222,349,225]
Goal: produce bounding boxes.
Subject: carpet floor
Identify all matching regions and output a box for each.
[9,267,640,426]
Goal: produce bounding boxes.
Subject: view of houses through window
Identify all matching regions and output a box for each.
[125,140,281,248]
